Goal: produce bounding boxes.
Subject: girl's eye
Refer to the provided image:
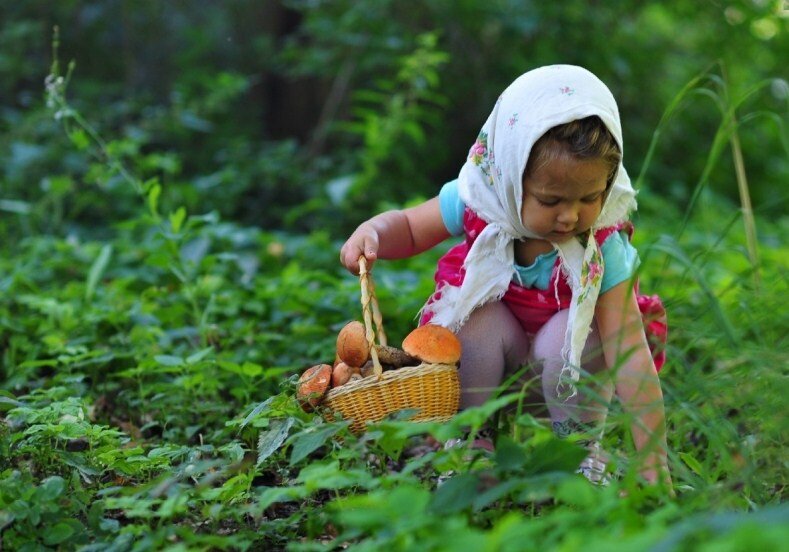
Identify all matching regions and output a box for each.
[537,198,559,207]
[582,193,603,203]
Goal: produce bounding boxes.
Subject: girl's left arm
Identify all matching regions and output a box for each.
[595,281,671,487]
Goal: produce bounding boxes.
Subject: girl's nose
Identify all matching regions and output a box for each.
[557,206,579,224]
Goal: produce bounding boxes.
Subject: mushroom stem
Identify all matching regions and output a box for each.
[375,344,419,368]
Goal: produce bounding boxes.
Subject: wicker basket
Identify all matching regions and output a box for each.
[323,257,460,433]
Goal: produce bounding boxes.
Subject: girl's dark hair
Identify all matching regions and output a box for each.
[525,116,621,186]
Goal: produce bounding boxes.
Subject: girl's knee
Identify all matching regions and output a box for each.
[531,311,607,374]
[531,310,570,362]
[458,301,526,351]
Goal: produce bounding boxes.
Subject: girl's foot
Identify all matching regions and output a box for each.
[552,418,612,485]
[436,427,496,486]
[577,440,611,485]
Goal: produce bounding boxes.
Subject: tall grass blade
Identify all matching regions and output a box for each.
[634,63,719,191]
[719,67,783,289]
[85,244,112,302]
[728,118,761,287]
[648,237,738,345]
[635,64,779,292]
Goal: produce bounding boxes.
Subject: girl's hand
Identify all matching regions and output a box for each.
[340,223,379,275]
[640,465,671,486]
[640,453,675,495]
[339,198,450,275]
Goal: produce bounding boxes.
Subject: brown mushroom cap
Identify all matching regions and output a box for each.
[336,321,370,368]
[402,324,462,364]
[297,364,333,411]
[331,362,359,388]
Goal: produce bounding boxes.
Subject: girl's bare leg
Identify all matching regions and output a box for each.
[531,309,614,431]
[456,301,531,409]
[531,309,615,482]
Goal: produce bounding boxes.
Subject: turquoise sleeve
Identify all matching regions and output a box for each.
[600,231,641,294]
[438,179,465,236]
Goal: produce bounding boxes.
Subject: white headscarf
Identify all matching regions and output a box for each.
[426,65,637,395]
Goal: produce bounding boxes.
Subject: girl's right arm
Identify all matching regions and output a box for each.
[340,197,451,275]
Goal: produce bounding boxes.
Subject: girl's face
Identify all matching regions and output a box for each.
[520,154,610,242]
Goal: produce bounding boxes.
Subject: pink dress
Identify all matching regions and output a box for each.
[421,208,667,371]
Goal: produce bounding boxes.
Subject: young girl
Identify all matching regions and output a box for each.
[340,65,670,486]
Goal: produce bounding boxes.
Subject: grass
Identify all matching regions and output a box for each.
[1,184,786,549]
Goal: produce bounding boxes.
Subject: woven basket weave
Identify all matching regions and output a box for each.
[324,257,460,433]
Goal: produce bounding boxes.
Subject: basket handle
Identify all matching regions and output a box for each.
[358,256,387,380]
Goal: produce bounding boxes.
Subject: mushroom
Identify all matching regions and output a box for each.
[331,362,360,388]
[375,344,419,368]
[402,324,462,365]
[297,364,332,411]
[336,321,370,368]
[359,360,376,379]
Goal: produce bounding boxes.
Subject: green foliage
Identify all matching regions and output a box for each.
[0,2,787,549]
[2,1,786,241]
[333,31,449,211]
[0,472,90,548]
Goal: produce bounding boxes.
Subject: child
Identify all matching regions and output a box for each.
[340,65,670,486]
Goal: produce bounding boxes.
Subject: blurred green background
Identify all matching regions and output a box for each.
[1,0,787,239]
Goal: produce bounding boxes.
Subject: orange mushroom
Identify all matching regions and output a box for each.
[296,364,332,411]
[331,362,360,388]
[336,321,370,368]
[402,324,462,365]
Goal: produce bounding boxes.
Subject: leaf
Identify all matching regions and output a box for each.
[429,472,480,515]
[157,494,188,519]
[85,244,112,302]
[38,476,66,501]
[256,485,309,511]
[29,503,41,525]
[295,459,374,491]
[147,182,161,217]
[99,518,120,533]
[239,362,263,377]
[43,522,75,545]
[239,397,274,429]
[68,128,90,150]
[288,423,345,465]
[679,452,705,476]
[472,478,523,511]
[186,347,213,365]
[154,355,184,367]
[366,418,425,460]
[8,500,29,520]
[333,485,431,530]
[555,476,598,508]
[257,418,295,466]
[0,199,32,214]
[219,442,246,463]
[181,236,211,265]
[432,395,519,442]
[494,435,529,472]
[0,510,14,531]
[0,393,24,412]
[523,437,587,475]
[169,206,187,233]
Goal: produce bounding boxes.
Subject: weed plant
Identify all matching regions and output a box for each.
[0,38,787,552]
